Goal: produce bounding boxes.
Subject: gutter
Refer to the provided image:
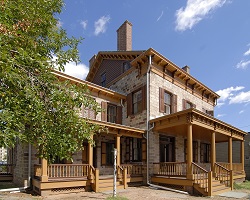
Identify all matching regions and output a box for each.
[28,143,31,188]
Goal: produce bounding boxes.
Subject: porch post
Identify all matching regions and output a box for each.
[228,137,233,170]
[41,159,48,182]
[116,135,121,166]
[241,140,244,171]
[88,135,93,166]
[187,123,193,179]
[211,131,216,172]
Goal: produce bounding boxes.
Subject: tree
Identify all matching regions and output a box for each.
[0,0,102,162]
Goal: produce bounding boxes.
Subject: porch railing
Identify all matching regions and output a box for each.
[214,163,232,188]
[217,162,244,174]
[153,162,186,176]
[48,164,89,178]
[0,164,14,175]
[192,162,209,192]
[121,164,143,177]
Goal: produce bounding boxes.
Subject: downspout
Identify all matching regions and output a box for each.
[146,55,151,185]
[146,55,188,195]
[28,143,31,188]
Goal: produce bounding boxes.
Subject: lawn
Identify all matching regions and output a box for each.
[234,180,250,190]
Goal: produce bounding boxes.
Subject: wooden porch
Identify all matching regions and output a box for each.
[150,108,247,196]
[32,163,143,195]
[151,161,245,196]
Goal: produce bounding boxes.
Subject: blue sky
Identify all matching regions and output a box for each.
[58,0,250,131]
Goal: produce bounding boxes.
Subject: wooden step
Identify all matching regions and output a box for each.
[212,186,230,196]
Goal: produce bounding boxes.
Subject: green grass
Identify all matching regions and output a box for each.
[106,196,128,200]
[234,180,250,190]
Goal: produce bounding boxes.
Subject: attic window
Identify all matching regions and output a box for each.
[123,62,131,72]
[101,72,106,87]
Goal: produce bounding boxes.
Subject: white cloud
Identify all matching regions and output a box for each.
[80,20,88,30]
[216,86,245,102]
[239,110,244,114]
[244,48,250,56]
[94,15,111,36]
[229,91,250,104]
[64,62,89,80]
[217,114,226,118]
[157,11,164,22]
[216,102,225,108]
[236,60,250,69]
[175,0,227,31]
[57,20,63,28]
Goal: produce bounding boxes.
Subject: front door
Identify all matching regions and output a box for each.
[159,135,175,162]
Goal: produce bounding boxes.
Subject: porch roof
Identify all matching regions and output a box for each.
[88,119,145,138]
[150,108,246,142]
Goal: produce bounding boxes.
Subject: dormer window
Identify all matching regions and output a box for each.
[101,73,106,87]
[123,62,131,72]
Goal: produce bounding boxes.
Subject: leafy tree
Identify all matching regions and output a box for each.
[0,0,102,162]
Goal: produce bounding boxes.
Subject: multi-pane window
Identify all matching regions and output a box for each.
[126,138,142,162]
[200,143,211,163]
[183,99,195,110]
[186,101,192,109]
[101,142,115,165]
[164,92,171,114]
[107,104,117,123]
[101,73,106,87]
[133,89,142,114]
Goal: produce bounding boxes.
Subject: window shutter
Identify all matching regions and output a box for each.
[82,144,88,164]
[127,93,132,116]
[142,85,147,110]
[200,143,204,163]
[182,99,186,110]
[142,139,147,162]
[101,142,106,165]
[207,110,214,116]
[171,94,177,113]
[101,101,107,121]
[159,87,165,113]
[116,106,122,124]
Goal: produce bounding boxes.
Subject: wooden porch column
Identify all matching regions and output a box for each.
[241,140,244,171]
[211,131,216,172]
[88,135,93,166]
[116,135,121,166]
[187,123,193,179]
[228,137,233,171]
[41,159,48,182]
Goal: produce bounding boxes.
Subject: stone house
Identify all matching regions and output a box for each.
[2,21,247,197]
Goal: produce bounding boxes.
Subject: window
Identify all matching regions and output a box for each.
[200,143,211,163]
[126,138,142,162]
[123,62,131,72]
[184,140,198,162]
[182,99,195,110]
[164,91,171,114]
[202,108,214,116]
[133,89,142,114]
[101,102,122,124]
[159,88,177,114]
[82,104,96,120]
[101,73,106,87]
[107,104,117,123]
[101,142,115,165]
[159,136,175,162]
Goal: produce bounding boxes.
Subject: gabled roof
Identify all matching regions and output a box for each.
[130,48,220,99]
[52,70,126,100]
[86,50,145,82]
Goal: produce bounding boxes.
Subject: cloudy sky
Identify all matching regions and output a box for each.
[58,0,250,131]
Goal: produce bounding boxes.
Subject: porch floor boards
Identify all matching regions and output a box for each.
[48,177,88,182]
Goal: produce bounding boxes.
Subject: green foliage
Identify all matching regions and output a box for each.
[0,0,102,163]
[234,181,250,190]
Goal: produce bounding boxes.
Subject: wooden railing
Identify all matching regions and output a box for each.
[48,164,89,178]
[0,164,13,175]
[214,163,232,188]
[217,162,243,173]
[121,164,143,177]
[153,162,186,176]
[192,162,209,192]
[117,165,128,189]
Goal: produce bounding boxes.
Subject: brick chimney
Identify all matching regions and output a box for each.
[182,65,190,74]
[117,20,132,51]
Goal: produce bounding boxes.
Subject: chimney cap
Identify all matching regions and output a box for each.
[116,20,133,32]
